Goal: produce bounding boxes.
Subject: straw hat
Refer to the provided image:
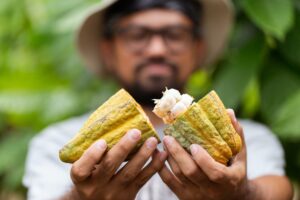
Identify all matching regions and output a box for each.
[77,0,234,75]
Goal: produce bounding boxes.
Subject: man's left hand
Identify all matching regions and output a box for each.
[159,109,249,200]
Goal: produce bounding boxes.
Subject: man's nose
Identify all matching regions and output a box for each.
[145,35,168,56]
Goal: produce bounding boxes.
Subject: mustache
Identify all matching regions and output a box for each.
[135,57,178,75]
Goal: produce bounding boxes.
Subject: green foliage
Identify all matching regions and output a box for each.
[198,0,300,182]
[260,59,300,124]
[279,11,300,68]
[0,0,115,193]
[272,90,300,140]
[241,0,294,40]
[0,0,300,197]
[213,32,267,109]
[0,131,32,189]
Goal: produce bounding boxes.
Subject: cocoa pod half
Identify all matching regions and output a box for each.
[163,90,242,165]
[59,89,160,163]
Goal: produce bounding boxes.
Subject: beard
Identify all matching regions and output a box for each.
[116,57,184,107]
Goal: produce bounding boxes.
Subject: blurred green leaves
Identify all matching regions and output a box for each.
[272,90,300,140]
[0,0,115,193]
[260,60,300,124]
[279,10,300,68]
[214,33,267,109]
[0,131,32,189]
[241,0,294,40]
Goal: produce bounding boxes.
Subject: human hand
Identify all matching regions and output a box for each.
[70,129,167,200]
[159,109,248,200]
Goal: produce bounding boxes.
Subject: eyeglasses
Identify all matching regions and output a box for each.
[113,25,199,54]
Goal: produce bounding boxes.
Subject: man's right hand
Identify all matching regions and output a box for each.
[68,129,167,200]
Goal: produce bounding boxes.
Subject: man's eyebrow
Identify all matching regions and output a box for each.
[117,24,192,29]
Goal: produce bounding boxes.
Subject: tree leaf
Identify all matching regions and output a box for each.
[260,59,300,123]
[279,10,300,68]
[0,132,32,174]
[186,70,211,99]
[241,77,260,118]
[3,164,25,190]
[272,90,300,140]
[241,0,294,40]
[213,33,267,109]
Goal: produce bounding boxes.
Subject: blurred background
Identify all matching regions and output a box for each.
[0,0,299,199]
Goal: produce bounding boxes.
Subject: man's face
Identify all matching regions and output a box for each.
[101,9,204,105]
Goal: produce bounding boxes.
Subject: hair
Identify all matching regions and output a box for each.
[102,0,203,38]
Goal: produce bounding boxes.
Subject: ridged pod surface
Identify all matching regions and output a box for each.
[59,89,160,163]
[164,91,242,165]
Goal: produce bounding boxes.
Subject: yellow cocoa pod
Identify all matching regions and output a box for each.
[199,91,242,155]
[164,90,242,165]
[59,89,160,163]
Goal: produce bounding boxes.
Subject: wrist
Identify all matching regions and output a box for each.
[70,186,82,200]
[234,179,260,200]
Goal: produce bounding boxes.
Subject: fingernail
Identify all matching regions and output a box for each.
[159,151,168,162]
[96,139,107,150]
[146,137,157,149]
[190,144,199,155]
[228,108,237,123]
[128,129,141,141]
[164,136,174,147]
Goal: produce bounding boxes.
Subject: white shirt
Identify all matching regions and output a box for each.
[23,114,285,200]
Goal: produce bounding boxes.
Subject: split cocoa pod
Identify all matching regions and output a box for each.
[153,89,242,165]
[59,88,242,165]
[59,89,160,163]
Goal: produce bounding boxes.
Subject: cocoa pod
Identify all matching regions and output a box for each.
[59,89,160,163]
[162,90,242,165]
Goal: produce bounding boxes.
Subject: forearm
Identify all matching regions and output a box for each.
[241,176,293,200]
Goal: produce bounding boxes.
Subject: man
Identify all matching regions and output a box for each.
[23,0,293,199]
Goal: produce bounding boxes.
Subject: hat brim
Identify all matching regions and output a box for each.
[77,0,234,75]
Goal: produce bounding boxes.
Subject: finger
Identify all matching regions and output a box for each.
[159,164,183,192]
[71,139,107,183]
[134,150,168,189]
[227,109,247,164]
[116,137,158,183]
[190,144,228,184]
[227,109,245,143]
[167,155,190,184]
[164,136,206,185]
[96,129,141,182]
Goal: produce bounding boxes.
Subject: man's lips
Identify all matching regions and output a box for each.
[140,64,174,77]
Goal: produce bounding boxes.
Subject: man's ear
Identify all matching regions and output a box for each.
[99,39,115,73]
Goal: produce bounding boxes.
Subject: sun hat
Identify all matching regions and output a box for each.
[76,0,234,75]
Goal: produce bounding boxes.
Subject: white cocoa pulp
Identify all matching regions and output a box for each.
[153,88,194,124]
